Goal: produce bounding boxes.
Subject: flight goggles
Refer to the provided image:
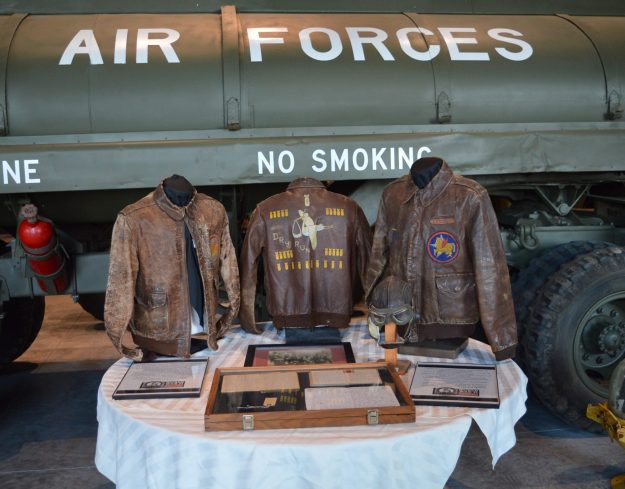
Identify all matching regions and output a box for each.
[367,304,416,327]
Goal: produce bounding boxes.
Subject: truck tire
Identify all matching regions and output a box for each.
[523,246,625,430]
[512,241,611,327]
[511,240,610,368]
[77,293,105,321]
[0,297,45,364]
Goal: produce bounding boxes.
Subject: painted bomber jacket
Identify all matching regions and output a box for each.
[366,161,518,361]
[104,184,240,361]
[240,177,372,332]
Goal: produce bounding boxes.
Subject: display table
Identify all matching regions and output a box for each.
[95,321,527,489]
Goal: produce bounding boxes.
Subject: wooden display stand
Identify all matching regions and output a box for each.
[384,322,412,375]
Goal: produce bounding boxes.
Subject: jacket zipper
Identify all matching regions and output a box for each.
[181,217,192,357]
[185,217,211,352]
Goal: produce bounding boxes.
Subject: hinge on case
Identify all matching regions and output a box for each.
[367,409,379,425]
[242,414,255,430]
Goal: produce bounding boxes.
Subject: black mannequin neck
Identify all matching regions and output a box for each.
[410,157,443,189]
[163,174,194,207]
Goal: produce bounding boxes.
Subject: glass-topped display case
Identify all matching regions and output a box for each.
[205,362,415,431]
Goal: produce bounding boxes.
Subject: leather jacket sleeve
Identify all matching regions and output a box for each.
[365,196,389,301]
[104,214,143,361]
[468,189,518,361]
[215,211,241,337]
[239,208,265,334]
[355,206,373,294]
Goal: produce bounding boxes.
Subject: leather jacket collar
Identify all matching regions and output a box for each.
[153,182,198,221]
[402,160,454,207]
[287,177,326,190]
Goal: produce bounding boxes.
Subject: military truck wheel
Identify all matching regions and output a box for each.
[512,241,610,369]
[77,293,105,321]
[0,297,45,364]
[523,246,625,430]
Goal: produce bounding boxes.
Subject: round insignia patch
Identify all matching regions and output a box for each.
[427,231,460,263]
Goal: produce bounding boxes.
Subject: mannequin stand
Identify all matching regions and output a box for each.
[284,326,342,345]
[384,322,411,374]
[399,338,468,359]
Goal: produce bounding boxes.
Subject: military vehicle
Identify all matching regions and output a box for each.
[1,0,624,430]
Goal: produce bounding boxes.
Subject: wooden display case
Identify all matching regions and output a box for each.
[205,362,415,431]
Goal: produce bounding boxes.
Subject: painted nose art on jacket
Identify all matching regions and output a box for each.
[292,209,333,250]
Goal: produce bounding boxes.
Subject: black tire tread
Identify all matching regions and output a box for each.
[0,296,45,364]
[77,293,105,321]
[512,241,611,327]
[523,246,625,430]
[512,241,610,369]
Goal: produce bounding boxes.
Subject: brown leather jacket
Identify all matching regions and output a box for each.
[366,161,517,360]
[240,178,371,331]
[104,184,240,361]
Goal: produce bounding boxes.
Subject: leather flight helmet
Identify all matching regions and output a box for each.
[367,276,418,344]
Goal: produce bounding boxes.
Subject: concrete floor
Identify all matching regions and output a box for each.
[1,296,624,489]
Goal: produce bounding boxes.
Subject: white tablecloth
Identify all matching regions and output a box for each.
[95,321,527,489]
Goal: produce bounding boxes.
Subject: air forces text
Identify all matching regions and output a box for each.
[59,26,533,65]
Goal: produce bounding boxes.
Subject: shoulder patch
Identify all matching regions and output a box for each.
[427,231,460,263]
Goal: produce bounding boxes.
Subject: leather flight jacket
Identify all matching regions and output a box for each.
[366,161,518,360]
[240,177,372,331]
[104,183,240,361]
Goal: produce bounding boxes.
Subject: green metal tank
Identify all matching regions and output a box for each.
[0,0,624,432]
[0,4,623,199]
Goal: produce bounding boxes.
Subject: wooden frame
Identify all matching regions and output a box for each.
[205,362,415,431]
[243,342,355,367]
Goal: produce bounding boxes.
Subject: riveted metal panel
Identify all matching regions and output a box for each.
[562,15,625,120]
[7,14,224,135]
[0,122,623,197]
[0,11,623,198]
[0,14,27,135]
[238,13,436,128]
[414,14,606,124]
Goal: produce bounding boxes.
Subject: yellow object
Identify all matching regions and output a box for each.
[587,402,625,449]
[587,403,625,488]
[611,474,625,489]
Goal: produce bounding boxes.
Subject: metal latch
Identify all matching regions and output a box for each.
[226,97,241,130]
[367,409,379,425]
[436,91,452,123]
[242,414,255,431]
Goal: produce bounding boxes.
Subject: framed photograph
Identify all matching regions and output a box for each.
[113,358,208,400]
[244,342,355,367]
[409,362,500,409]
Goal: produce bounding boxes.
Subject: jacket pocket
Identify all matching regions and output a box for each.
[435,274,479,322]
[133,289,170,339]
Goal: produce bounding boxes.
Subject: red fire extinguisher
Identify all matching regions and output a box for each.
[17,204,69,294]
